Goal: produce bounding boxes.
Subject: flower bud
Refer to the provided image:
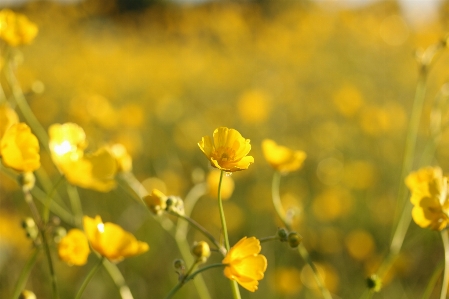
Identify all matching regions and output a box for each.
[18,172,35,192]
[22,217,38,241]
[277,228,288,242]
[19,290,36,299]
[191,241,210,263]
[143,189,167,215]
[166,196,185,215]
[287,232,303,249]
[366,274,382,292]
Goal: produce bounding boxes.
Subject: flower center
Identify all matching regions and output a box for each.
[215,147,236,162]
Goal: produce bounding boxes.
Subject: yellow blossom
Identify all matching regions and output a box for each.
[143,189,168,215]
[83,215,149,262]
[198,127,254,172]
[109,143,132,172]
[0,103,18,140]
[261,139,306,174]
[0,9,38,46]
[48,123,87,169]
[58,228,90,266]
[222,236,267,292]
[0,123,40,172]
[405,166,449,231]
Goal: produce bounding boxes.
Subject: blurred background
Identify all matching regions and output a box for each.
[2,0,449,298]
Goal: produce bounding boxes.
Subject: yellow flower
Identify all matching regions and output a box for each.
[0,103,18,140]
[83,215,149,262]
[109,143,132,172]
[222,236,267,292]
[143,189,168,215]
[405,166,449,231]
[261,139,306,174]
[0,123,40,172]
[58,229,90,266]
[49,123,117,192]
[198,127,254,172]
[0,9,38,46]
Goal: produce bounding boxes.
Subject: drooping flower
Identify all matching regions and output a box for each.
[198,127,254,172]
[0,123,40,172]
[83,215,149,262]
[222,236,267,292]
[262,139,306,174]
[405,166,449,231]
[0,103,19,140]
[0,9,38,46]
[58,228,90,266]
[49,123,117,192]
[143,189,168,215]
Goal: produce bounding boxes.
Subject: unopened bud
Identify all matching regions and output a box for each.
[191,241,210,263]
[19,172,35,192]
[287,232,303,249]
[19,290,36,299]
[22,217,38,241]
[277,228,288,242]
[366,274,382,292]
[173,259,186,272]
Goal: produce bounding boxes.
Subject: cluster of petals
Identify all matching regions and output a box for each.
[261,139,306,174]
[222,236,267,292]
[198,127,254,172]
[0,103,40,173]
[0,9,38,46]
[83,215,149,262]
[405,166,449,231]
[58,228,90,266]
[48,123,127,192]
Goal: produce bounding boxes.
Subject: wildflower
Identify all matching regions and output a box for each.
[58,228,90,266]
[83,215,149,262]
[109,143,132,172]
[198,127,254,172]
[0,123,40,172]
[0,103,18,140]
[261,139,306,174]
[0,9,38,46]
[143,189,168,215]
[405,166,449,231]
[191,241,210,263]
[222,236,267,292]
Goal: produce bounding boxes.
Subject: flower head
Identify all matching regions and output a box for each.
[0,9,38,46]
[83,215,149,262]
[49,123,87,168]
[262,139,306,174]
[222,236,267,292]
[405,166,449,231]
[0,123,40,172]
[109,143,132,173]
[0,103,18,140]
[58,228,90,266]
[198,127,254,172]
[143,189,168,215]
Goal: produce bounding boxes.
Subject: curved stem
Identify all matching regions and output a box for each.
[164,263,225,299]
[11,248,40,299]
[43,174,65,224]
[440,230,449,299]
[101,258,134,299]
[272,171,290,228]
[75,257,104,299]
[66,183,83,228]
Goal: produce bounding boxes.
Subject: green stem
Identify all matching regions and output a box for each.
[164,263,225,299]
[421,263,444,299]
[43,174,65,224]
[272,171,290,228]
[217,170,241,299]
[101,258,134,299]
[259,235,280,243]
[75,257,104,299]
[11,248,40,299]
[298,244,333,299]
[440,230,449,299]
[66,183,83,228]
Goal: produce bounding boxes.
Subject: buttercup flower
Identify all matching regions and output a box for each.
[143,189,168,215]
[0,123,40,172]
[58,228,90,266]
[0,103,18,140]
[49,123,117,192]
[109,143,132,173]
[83,215,149,262]
[262,139,306,174]
[405,166,449,231]
[198,127,254,172]
[222,236,267,292]
[0,9,38,46]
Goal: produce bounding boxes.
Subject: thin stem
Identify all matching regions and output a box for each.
[11,248,40,299]
[259,235,280,243]
[43,174,65,224]
[164,263,225,299]
[272,171,290,228]
[440,230,449,299]
[75,257,104,299]
[101,258,134,299]
[66,183,83,228]
[421,263,444,299]
[298,244,333,299]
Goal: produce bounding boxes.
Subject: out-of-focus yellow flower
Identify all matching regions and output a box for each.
[344,229,375,261]
[0,103,18,140]
[405,166,449,231]
[48,123,87,168]
[198,127,254,172]
[143,189,168,215]
[19,290,36,299]
[0,123,40,172]
[222,236,267,292]
[83,215,149,262]
[207,169,235,199]
[0,9,38,46]
[58,228,90,266]
[261,139,306,174]
[109,143,132,172]
[237,89,271,124]
[274,267,302,295]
